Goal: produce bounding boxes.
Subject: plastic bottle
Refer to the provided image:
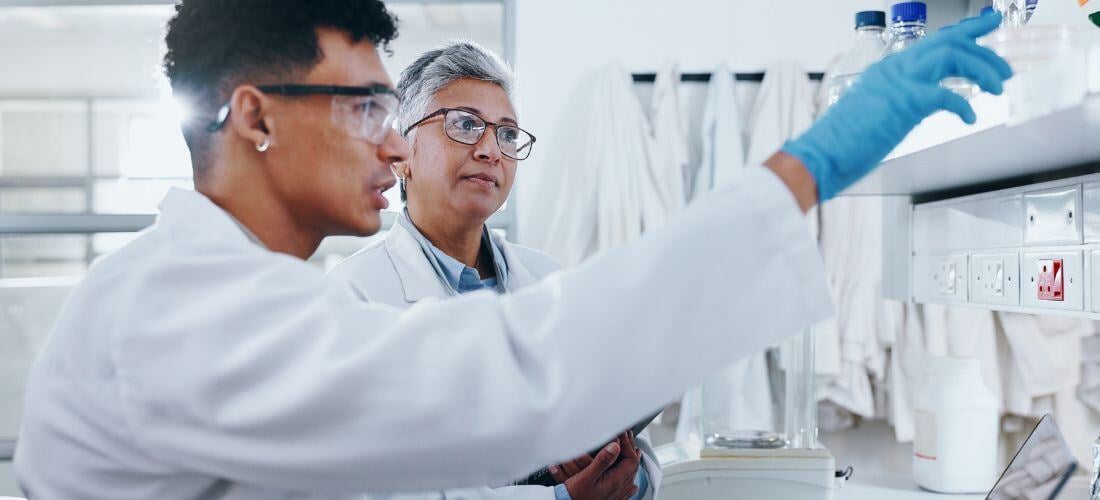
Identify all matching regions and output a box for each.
[882,2,927,58]
[824,11,888,108]
[994,0,1028,27]
[913,357,999,493]
[883,2,980,99]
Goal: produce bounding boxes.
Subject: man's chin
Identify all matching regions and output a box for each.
[339,212,383,238]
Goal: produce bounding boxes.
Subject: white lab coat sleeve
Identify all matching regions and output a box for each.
[114,165,833,494]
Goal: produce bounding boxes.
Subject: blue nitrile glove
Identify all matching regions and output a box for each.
[782,11,1013,201]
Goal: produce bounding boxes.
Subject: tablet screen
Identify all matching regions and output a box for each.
[986,414,1077,500]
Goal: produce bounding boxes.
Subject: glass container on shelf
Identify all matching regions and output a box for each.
[698,327,821,453]
[994,0,1029,27]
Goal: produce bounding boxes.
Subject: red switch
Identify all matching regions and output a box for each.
[1037,259,1064,302]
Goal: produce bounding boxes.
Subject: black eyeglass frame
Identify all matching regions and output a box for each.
[206,84,398,133]
[403,107,537,161]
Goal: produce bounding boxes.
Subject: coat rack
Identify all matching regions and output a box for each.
[631,72,825,83]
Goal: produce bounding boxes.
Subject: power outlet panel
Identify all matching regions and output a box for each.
[914,254,969,303]
[1036,259,1064,301]
[1022,251,1084,311]
[970,253,1020,306]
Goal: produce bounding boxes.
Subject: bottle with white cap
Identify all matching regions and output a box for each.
[912,357,999,493]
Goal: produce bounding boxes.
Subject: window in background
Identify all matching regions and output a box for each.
[0,1,512,278]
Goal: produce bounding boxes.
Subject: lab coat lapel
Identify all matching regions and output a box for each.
[384,222,450,303]
[489,230,538,291]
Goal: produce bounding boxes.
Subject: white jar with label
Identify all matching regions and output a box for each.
[913,357,999,493]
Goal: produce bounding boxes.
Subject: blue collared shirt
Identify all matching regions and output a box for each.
[426,240,506,294]
[398,211,508,295]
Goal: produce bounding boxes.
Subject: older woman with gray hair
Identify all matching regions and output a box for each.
[327,41,659,500]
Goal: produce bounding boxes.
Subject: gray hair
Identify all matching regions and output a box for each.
[396,39,516,142]
[395,40,516,201]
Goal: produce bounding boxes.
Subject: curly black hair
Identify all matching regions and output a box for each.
[163,0,399,169]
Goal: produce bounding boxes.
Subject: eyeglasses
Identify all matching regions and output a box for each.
[403,108,536,161]
[207,84,400,146]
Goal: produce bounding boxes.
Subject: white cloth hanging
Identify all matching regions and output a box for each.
[816,196,885,419]
[644,64,689,227]
[744,60,816,167]
[1077,330,1100,412]
[529,64,692,268]
[690,63,745,198]
[533,65,652,267]
[997,313,1086,417]
[889,303,927,442]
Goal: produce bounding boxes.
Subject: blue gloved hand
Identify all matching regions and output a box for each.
[782,11,1013,201]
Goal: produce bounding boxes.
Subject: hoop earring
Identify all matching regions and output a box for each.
[390,163,406,180]
[256,137,270,153]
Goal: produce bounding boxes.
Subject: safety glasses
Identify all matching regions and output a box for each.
[207,84,400,146]
[403,108,536,161]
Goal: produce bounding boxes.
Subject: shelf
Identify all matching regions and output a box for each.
[841,93,1100,199]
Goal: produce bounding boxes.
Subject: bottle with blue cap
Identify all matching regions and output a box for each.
[1024,0,1037,23]
[824,10,888,108]
[883,2,980,99]
[883,2,928,58]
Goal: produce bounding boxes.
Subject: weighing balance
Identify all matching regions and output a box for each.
[655,329,846,500]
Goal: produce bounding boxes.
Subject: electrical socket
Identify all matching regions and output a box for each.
[1037,258,1064,302]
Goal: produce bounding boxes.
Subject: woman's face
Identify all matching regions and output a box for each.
[405,78,518,224]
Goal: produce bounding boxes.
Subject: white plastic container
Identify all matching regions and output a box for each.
[980,25,1087,124]
[912,357,999,493]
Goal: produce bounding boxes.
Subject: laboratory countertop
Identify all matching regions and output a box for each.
[841,473,1091,500]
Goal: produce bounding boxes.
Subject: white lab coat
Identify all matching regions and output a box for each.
[15,165,833,499]
[690,63,745,197]
[816,196,890,420]
[529,64,691,267]
[998,314,1086,417]
[325,217,661,500]
[531,65,649,267]
[744,60,816,167]
[643,64,688,227]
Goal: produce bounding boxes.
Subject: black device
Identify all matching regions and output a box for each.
[514,410,662,487]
